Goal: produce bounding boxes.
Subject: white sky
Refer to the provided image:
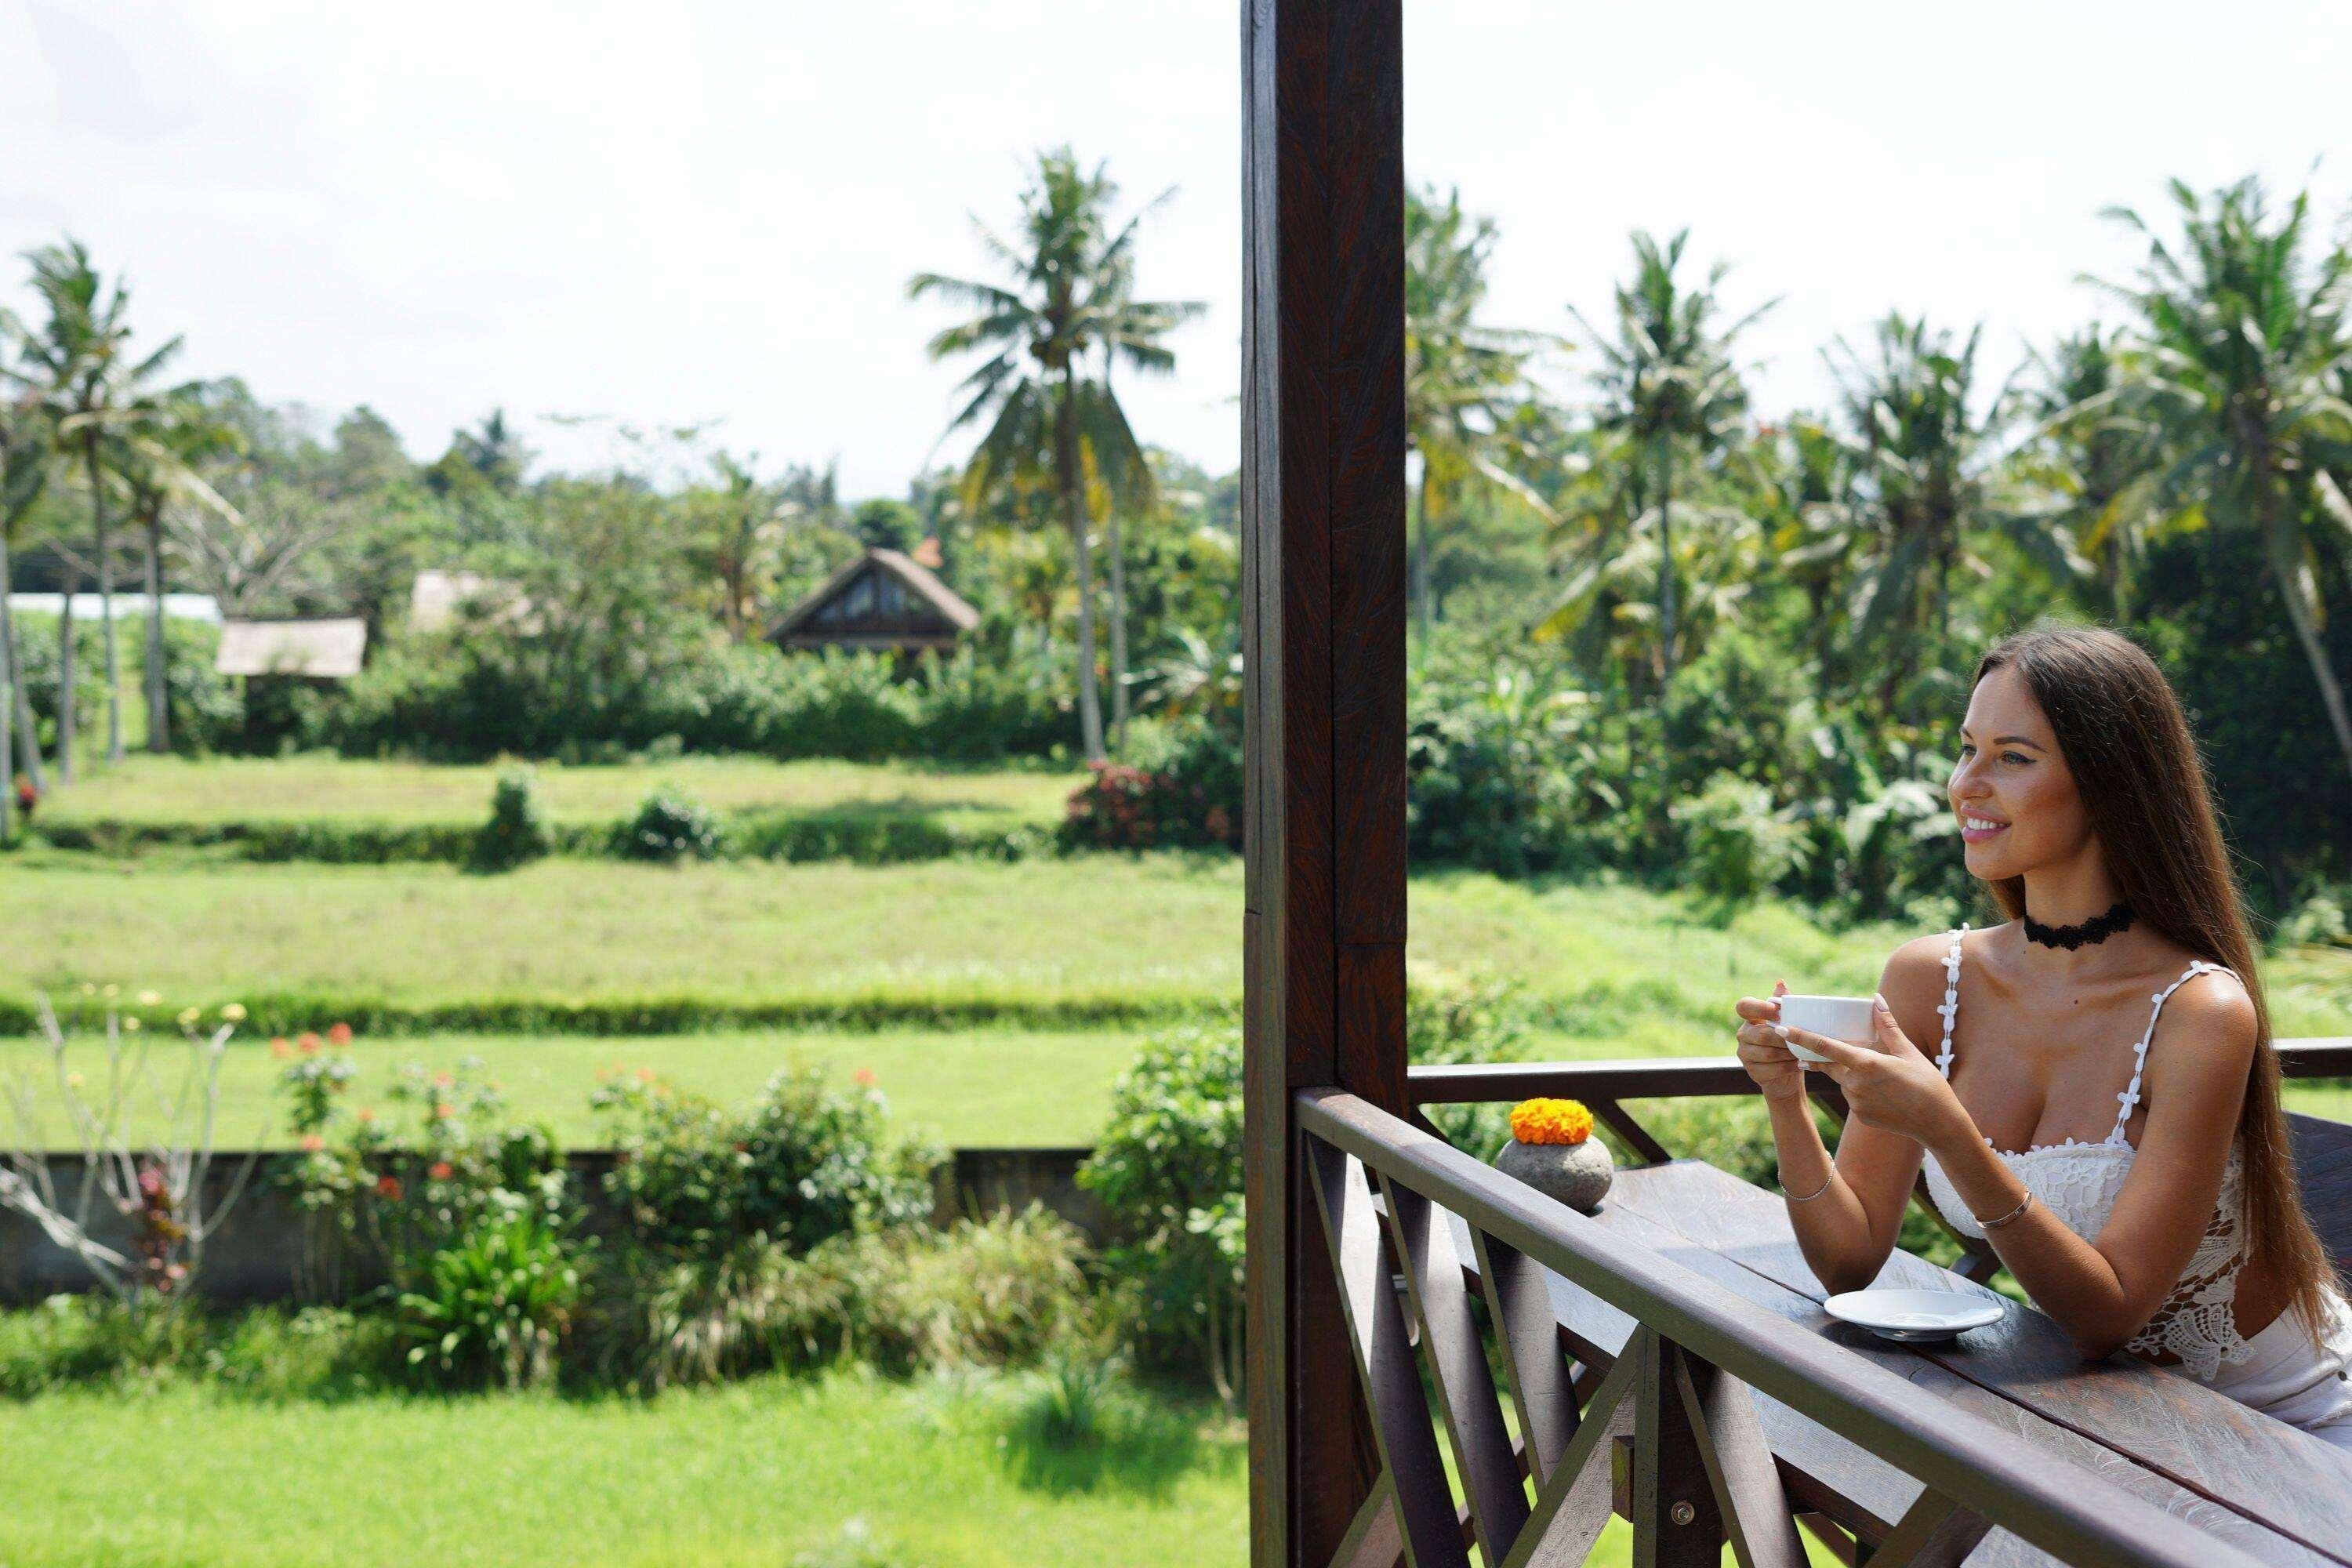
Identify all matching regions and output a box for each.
[5,0,2349,500]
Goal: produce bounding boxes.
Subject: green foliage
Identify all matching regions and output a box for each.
[395,1213,581,1390]
[470,768,551,873]
[1060,712,1240,851]
[592,1066,938,1260]
[1076,1020,1244,1403]
[1672,772,1798,923]
[613,788,724,862]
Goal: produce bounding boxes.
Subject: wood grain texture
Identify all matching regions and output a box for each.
[1472,1230,1581,1486]
[1606,1160,2352,1566]
[1241,1,1409,1563]
[1296,1087,2311,1568]
[1308,1141,1468,1568]
[1671,1350,1810,1568]
[1378,1178,1530,1564]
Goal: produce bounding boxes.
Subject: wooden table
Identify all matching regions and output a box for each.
[1450,1160,2352,1567]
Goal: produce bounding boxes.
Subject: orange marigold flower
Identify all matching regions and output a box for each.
[854,1067,877,1087]
[1508,1098,1594,1146]
[375,1175,402,1201]
[270,1038,293,1060]
[296,1033,321,1055]
[299,1134,325,1153]
[328,1022,354,1046]
[428,1161,454,1181]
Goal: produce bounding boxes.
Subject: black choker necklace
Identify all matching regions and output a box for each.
[2024,899,2135,950]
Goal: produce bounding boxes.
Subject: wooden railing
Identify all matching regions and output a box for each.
[1406,1039,2352,1287]
[1299,1089,2287,1568]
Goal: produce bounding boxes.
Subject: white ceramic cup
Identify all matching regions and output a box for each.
[1773,994,1876,1063]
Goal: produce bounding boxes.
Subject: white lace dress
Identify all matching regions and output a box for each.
[1918,929,2352,1439]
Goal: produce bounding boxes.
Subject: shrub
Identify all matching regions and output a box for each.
[1061,712,1240,851]
[612,789,724,862]
[278,1043,578,1300]
[395,1212,581,1389]
[1076,1020,1243,1404]
[841,1205,1091,1374]
[593,1066,938,1260]
[470,768,552,873]
[1671,772,1800,923]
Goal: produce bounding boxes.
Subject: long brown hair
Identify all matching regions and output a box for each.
[1973,625,2339,1338]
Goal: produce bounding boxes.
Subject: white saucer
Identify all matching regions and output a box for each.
[1823,1288,2004,1343]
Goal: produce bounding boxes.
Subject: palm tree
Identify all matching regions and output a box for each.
[118,399,238,753]
[909,146,1205,761]
[1820,314,2042,708]
[0,387,52,832]
[2,241,187,766]
[1406,185,1560,642]
[1570,230,1771,685]
[2092,176,2352,783]
[2015,325,2156,622]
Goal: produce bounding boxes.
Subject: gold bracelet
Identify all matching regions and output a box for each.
[1783,1167,1834,1203]
[1977,1190,2034,1232]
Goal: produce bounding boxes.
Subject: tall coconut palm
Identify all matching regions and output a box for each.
[118,399,238,753]
[1406,185,1560,643]
[2092,176,2352,783]
[1820,314,2038,708]
[909,146,1205,761]
[1570,229,1772,685]
[0,387,51,832]
[2015,325,2158,622]
[2,241,186,766]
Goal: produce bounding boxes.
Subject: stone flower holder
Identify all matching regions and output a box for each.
[1494,1096,1613,1214]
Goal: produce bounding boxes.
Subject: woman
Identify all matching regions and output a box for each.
[1733,625,2352,1443]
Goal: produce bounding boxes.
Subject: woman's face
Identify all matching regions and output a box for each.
[1948,665,2095,881]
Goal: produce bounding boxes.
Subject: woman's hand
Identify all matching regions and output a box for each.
[1788,996,1970,1152]
[1733,981,1807,1102]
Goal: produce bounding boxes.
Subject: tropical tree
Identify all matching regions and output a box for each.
[118,397,238,753]
[1406,185,1559,642]
[0,386,50,831]
[2092,176,2352,782]
[1819,313,2060,710]
[1,241,187,765]
[1569,229,1771,684]
[909,146,1206,761]
[2014,325,2158,622]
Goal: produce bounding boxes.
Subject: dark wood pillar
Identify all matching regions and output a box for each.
[1240,0,1409,1563]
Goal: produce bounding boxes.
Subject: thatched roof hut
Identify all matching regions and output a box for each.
[771,548,979,655]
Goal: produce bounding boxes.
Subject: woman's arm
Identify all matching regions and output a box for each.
[1922,971,2256,1359]
[1737,936,1947,1293]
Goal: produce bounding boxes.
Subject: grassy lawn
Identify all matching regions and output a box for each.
[0,1028,1133,1150]
[34,753,1083,830]
[0,1370,1249,1568]
[5,851,2347,1033]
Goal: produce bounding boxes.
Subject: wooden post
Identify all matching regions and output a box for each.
[1240,1,1409,1564]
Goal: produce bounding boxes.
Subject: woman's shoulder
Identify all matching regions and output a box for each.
[1882,920,2008,982]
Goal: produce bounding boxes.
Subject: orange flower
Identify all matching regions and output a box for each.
[854,1068,877,1087]
[1508,1098,1595,1146]
[299,1134,325,1153]
[431,1102,454,1121]
[269,1038,293,1060]
[432,1073,454,1089]
[428,1161,454,1181]
[328,1022,354,1046]
[375,1175,402,1201]
[296,1033,321,1056]
[356,1108,376,1123]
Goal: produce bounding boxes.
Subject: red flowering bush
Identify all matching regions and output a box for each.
[1059,714,1241,851]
